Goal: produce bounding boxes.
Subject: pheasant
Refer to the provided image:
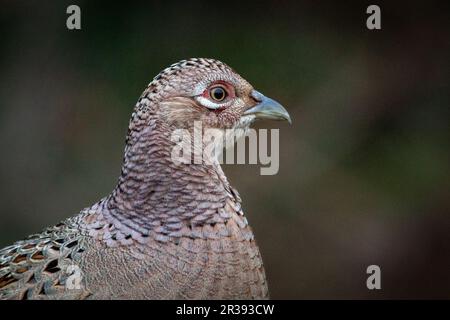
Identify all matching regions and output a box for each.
[0,58,291,299]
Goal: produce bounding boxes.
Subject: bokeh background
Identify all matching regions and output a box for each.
[0,1,449,299]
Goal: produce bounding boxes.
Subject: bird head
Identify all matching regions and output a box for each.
[138,58,291,132]
[112,59,291,228]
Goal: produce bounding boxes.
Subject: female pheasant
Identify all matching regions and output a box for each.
[0,58,291,299]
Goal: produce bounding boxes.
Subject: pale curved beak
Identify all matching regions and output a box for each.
[244,90,292,124]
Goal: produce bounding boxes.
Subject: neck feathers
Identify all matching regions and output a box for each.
[100,111,236,238]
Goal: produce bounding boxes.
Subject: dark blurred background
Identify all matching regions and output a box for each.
[0,1,449,298]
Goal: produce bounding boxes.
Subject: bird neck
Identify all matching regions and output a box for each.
[101,117,236,237]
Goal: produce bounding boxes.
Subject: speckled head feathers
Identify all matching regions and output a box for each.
[132,58,257,129]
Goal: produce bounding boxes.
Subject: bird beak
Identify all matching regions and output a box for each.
[244,90,292,124]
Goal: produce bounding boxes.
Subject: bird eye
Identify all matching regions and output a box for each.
[209,86,227,102]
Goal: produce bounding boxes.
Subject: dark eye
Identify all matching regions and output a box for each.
[210,86,227,102]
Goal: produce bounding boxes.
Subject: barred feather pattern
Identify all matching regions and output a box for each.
[0,58,269,299]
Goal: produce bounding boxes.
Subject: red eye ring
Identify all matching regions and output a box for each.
[201,81,235,104]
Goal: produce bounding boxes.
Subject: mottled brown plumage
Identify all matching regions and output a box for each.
[0,58,290,299]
